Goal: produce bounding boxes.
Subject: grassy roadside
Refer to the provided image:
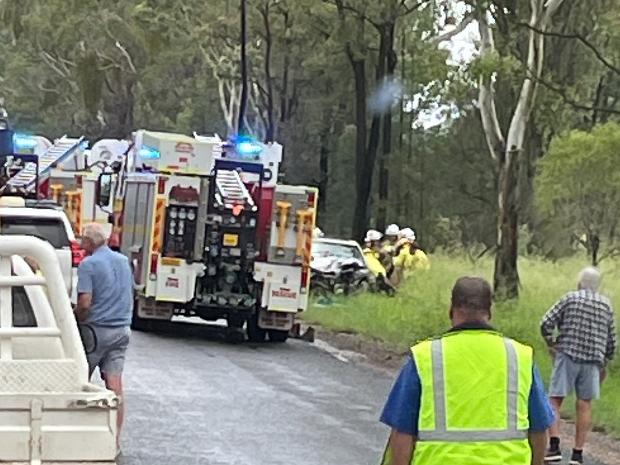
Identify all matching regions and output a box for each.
[304,254,620,436]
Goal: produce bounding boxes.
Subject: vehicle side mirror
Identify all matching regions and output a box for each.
[96,173,114,207]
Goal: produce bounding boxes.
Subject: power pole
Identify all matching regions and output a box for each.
[238,0,249,135]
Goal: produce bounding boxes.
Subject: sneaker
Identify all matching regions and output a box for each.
[545,446,562,462]
[569,450,583,464]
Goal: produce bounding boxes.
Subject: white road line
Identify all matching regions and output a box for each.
[313,338,367,364]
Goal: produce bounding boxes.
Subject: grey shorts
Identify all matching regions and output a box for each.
[549,352,601,400]
[86,325,131,378]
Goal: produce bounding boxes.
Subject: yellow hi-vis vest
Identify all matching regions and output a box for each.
[382,330,533,465]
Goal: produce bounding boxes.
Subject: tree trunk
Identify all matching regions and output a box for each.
[351,56,370,241]
[591,234,600,266]
[260,3,275,142]
[238,0,249,135]
[279,9,291,123]
[475,0,567,300]
[493,155,520,299]
[350,24,385,240]
[377,23,397,233]
[318,128,329,218]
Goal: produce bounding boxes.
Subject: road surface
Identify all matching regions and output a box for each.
[118,324,390,465]
[117,323,614,465]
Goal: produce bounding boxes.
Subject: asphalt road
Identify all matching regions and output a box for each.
[116,323,614,465]
[117,324,392,465]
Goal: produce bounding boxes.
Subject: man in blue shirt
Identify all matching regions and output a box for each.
[380,277,555,465]
[76,222,132,449]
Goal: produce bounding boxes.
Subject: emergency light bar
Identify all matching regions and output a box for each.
[231,135,263,157]
[138,145,161,159]
[13,133,38,151]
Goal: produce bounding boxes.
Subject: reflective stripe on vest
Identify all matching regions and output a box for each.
[417,337,526,442]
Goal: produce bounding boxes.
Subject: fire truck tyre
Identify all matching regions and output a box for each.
[268,330,289,343]
[131,299,150,331]
[225,328,245,344]
[246,313,267,343]
[226,315,245,329]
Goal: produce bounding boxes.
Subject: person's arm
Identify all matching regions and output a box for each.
[75,261,93,322]
[383,430,416,465]
[380,358,421,465]
[605,310,617,364]
[528,431,546,465]
[75,293,92,322]
[528,363,555,465]
[540,297,567,347]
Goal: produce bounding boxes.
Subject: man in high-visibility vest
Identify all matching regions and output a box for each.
[380,277,554,465]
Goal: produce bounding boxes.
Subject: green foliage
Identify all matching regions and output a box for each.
[305,254,620,435]
[468,49,521,83]
[536,123,620,259]
[1,0,619,252]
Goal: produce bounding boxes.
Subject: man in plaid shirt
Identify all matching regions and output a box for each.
[540,267,616,465]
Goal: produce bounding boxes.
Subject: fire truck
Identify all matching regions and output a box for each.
[94,130,317,342]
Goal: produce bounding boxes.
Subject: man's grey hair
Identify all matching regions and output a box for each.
[578,266,602,291]
[82,223,107,247]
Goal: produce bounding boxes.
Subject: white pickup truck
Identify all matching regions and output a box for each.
[0,235,117,464]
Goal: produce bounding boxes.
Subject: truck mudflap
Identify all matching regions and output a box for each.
[258,309,294,331]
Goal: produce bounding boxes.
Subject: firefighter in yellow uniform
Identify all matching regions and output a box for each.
[380,224,400,274]
[363,229,388,277]
[363,230,397,294]
[379,277,552,465]
[391,228,430,287]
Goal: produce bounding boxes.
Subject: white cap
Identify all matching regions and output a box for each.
[400,227,416,241]
[365,229,383,242]
[385,224,400,236]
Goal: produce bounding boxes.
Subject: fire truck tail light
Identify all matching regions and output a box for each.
[157,177,167,194]
[307,191,316,207]
[301,267,310,292]
[149,254,158,279]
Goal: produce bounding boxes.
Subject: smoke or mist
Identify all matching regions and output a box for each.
[368,77,403,115]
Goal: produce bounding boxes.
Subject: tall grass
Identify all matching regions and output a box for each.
[305,254,620,435]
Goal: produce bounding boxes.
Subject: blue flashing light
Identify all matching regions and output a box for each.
[13,133,38,151]
[233,135,263,157]
[138,145,161,160]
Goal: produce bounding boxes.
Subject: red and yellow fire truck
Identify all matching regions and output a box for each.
[95,130,317,342]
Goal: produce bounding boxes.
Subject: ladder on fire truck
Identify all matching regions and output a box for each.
[5,136,85,191]
[215,169,255,209]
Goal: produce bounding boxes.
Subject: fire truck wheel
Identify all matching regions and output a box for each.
[246,313,267,343]
[131,300,149,331]
[225,328,245,344]
[268,330,289,343]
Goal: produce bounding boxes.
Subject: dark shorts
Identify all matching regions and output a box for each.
[86,325,131,378]
[549,352,601,400]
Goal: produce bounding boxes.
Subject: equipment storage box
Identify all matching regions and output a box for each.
[135,131,216,174]
[268,185,317,265]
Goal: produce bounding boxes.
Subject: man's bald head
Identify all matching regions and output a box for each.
[450,277,493,325]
